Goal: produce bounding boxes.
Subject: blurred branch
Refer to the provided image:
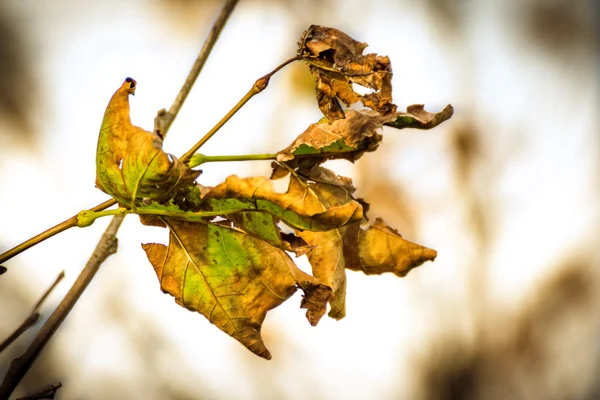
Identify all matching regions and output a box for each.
[0,0,240,269]
[0,215,123,398]
[157,0,240,138]
[0,270,65,354]
[16,382,62,400]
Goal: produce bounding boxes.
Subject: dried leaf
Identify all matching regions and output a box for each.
[299,25,395,121]
[385,104,454,130]
[96,78,200,207]
[201,174,363,232]
[294,166,359,320]
[275,110,386,174]
[295,167,435,320]
[343,218,437,277]
[274,105,454,178]
[142,218,330,359]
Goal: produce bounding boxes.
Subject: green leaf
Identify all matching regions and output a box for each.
[142,218,331,359]
[95,78,199,207]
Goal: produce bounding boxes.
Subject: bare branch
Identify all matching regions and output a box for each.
[0,270,65,354]
[156,0,240,138]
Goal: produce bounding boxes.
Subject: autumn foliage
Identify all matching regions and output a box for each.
[94,25,453,359]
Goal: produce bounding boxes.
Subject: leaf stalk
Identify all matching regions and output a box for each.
[189,152,277,167]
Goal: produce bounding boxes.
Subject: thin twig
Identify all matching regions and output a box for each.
[31,271,65,313]
[160,0,240,137]
[180,55,301,162]
[16,382,62,400]
[0,314,40,355]
[0,270,65,354]
[0,216,123,398]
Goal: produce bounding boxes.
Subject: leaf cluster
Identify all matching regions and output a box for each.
[94,26,453,359]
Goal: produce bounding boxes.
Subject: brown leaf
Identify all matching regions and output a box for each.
[294,166,360,320]
[275,109,387,175]
[273,105,453,179]
[95,78,200,207]
[294,167,435,320]
[299,25,395,121]
[385,104,454,130]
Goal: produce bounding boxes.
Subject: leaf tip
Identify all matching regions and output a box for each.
[300,282,333,326]
[0,265,6,275]
[124,77,137,95]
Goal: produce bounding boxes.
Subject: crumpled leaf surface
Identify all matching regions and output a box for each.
[200,174,363,232]
[276,110,386,167]
[299,25,395,121]
[342,218,437,276]
[295,166,436,319]
[142,218,331,359]
[384,104,454,130]
[273,105,453,178]
[294,167,358,320]
[96,78,199,207]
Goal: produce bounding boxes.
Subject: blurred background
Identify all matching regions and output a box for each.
[0,0,598,399]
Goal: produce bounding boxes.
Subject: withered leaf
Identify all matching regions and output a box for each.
[385,104,454,130]
[96,78,199,207]
[294,166,360,320]
[274,110,387,175]
[295,167,436,320]
[273,105,453,178]
[142,218,330,360]
[299,25,395,121]
[200,174,363,232]
[342,218,437,277]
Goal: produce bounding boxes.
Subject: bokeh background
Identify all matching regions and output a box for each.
[0,0,598,399]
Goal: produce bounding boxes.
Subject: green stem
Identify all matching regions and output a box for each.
[77,207,257,227]
[189,152,277,168]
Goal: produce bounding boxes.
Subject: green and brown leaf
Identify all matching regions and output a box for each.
[200,174,363,232]
[95,78,200,207]
[142,218,331,359]
[272,105,454,178]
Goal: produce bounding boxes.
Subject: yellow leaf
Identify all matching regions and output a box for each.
[96,78,199,207]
